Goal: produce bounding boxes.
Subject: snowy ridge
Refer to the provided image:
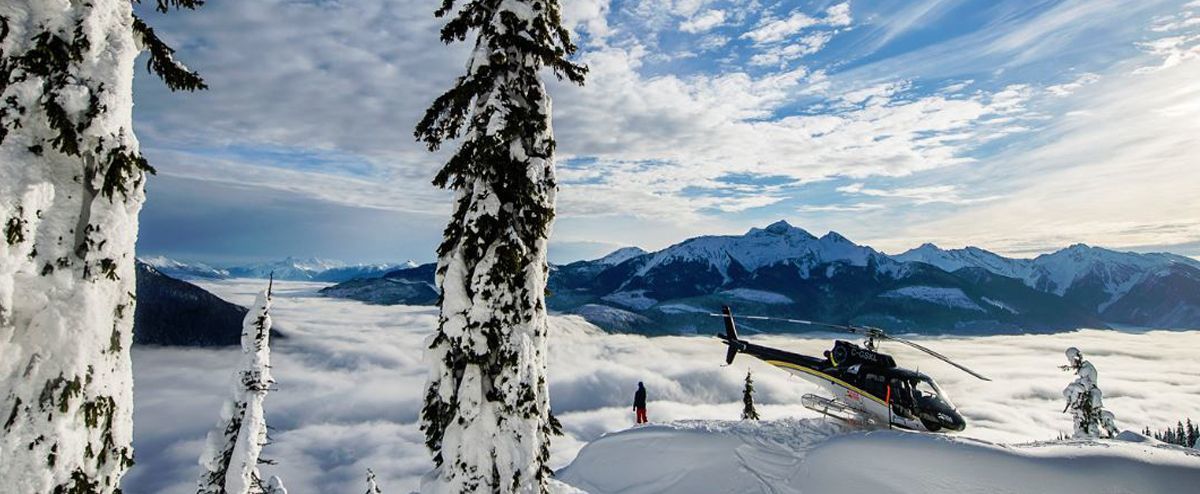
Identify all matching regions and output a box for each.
[139,256,230,279]
[558,419,1200,494]
[893,243,1033,279]
[596,247,647,266]
[632,221,897,280]
[898,242,1200,313]
[879,286,985,312]
[227,256,345,280]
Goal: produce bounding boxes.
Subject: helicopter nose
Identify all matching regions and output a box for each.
[947,411,966,431]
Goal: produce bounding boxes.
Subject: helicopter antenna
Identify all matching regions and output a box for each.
[708,312,991,381]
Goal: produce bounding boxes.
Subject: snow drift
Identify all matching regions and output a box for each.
[557,419,1200,494]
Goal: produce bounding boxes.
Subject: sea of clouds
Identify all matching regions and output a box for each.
[122,280,1200,493]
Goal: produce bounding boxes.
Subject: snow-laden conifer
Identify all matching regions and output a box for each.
[413,0,585,491]
[741,370,760,421]
[366,468,383,494]
[264,475,287,494]
[1061,347,1118,439]
[0,1,203,491]
[198,287,277,494]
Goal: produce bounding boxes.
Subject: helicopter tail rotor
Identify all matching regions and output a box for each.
[717,305,743,364]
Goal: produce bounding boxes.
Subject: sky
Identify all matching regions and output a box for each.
[130,0,1200,265]
[124,279,1200,493]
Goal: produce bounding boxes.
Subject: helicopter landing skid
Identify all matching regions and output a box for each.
[801,393,878,427]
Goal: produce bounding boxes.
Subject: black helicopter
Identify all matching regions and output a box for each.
[715,306,990,432]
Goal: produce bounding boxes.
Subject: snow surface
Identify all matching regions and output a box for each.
[879,286,985,312]
[720,288,794,304]
[123,280,1200,493]
[601,290,658,310]
[559,419,1200,494]
[981,296,1019,314]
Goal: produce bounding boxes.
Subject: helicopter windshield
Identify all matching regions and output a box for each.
[912,376,954,409]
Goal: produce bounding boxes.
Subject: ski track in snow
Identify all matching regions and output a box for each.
[124,280,1200,493]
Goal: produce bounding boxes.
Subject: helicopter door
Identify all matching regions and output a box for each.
[888,378,916,419]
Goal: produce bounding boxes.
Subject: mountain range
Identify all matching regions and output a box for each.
[134,261,254,346]
[141,256,419,283]
[319,220,1200,334]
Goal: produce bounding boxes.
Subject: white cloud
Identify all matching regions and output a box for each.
[742,2,851,45]
[1045,72,1100,96]
[854,55,1200,256]
[680,9,726,34]
[837,182,1004,205]
[125,280,1200,492]
[748,32,833,66]
[742,12,820,45]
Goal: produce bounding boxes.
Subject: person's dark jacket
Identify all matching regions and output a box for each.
[633,385,646,409]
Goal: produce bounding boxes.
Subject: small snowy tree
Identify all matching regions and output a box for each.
[413,0,585,493]
[366,468,383,494]
[198,287,278,494]
[741,370,760,421]
[1061,347,1119,439]
[0,1,204,491]
[264,475,287,494]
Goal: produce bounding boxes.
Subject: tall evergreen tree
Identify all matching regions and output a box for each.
[741,370,760,421]
[198,285,277,494]
[0,1,203,491]
[1188,419,1197,448]
[414,0,585,492]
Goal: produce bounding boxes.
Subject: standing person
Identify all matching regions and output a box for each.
[634,382,648,424]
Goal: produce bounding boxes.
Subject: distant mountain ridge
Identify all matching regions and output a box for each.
[140,256,420,283]
[134,262,247,346]
[318,221,1200,333]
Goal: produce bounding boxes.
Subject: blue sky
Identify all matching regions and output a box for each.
[131,0,1200,264]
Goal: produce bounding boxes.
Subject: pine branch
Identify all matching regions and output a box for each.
[131,16,207,92]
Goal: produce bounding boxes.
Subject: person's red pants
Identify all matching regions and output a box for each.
[635,407,647,424]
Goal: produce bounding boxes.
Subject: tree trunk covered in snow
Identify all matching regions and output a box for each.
[414,0,585,492]
[0,1,202,492]
[198,288,276,494]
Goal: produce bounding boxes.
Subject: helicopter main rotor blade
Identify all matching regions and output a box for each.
[883,335,992,381]
[707,313,862,333]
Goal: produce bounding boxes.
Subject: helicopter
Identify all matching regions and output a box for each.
[714,306,990,432]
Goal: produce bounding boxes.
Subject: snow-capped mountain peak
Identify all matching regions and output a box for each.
[137,256,230,279]
[633,221,891,281]
[597,246,648,266]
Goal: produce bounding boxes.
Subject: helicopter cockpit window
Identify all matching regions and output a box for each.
[912,376,954,408]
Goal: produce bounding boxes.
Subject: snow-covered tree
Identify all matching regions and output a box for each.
[741,370,760,421]
[413,0,585,493]
[366,468,383,494]
[264,475,287,494]
[198,287,278,494]
[0,1,204,491]
[1061,347,1118,439]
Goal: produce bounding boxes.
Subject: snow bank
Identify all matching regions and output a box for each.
[558,419,1200,494]
[879,286,984,312]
